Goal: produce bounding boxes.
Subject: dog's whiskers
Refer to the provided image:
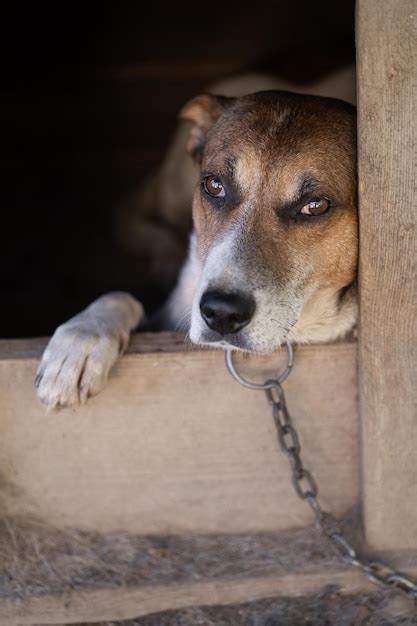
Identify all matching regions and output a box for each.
[173,310,191,332]
[183,331,194,349]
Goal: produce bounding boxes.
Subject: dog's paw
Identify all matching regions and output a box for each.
[35,321,127,408]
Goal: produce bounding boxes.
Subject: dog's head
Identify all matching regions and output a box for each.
[180,91,357,352]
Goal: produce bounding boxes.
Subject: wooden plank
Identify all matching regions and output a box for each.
[0,332,189,359]
[3,559,417,625]
[0,335,358,535]
[2,505,416,624]
[356,0,417,551]
[3,564,417,625]
[0,511,361,600]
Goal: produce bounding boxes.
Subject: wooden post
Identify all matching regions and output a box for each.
[357,0,417,551]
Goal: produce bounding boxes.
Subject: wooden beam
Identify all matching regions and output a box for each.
[356,0,417,550]
[0,334,358,536]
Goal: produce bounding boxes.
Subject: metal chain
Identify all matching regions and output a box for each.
[225,344,417,602]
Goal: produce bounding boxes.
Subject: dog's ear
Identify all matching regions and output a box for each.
[179,94,234,162]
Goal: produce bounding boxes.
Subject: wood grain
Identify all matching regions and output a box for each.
[356,0,417,550]
[0,336,358,535]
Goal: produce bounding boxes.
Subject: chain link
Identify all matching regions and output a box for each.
[225,349,417,602]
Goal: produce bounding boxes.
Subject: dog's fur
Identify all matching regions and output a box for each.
[36,71,358,408]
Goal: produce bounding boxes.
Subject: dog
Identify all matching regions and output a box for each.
[36,70,357,408]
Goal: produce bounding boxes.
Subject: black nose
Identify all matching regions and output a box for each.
[199,291,255,335]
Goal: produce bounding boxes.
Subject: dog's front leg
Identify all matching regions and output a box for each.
[36,292,143,408]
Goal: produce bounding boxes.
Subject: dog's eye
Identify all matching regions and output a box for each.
[203,175,225,198]
[300,198,330,216]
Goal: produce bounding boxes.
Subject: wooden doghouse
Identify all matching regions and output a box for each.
[1,0,416,623]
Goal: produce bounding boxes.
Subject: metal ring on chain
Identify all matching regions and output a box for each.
[224,337,417,601]
[225,339,294,390]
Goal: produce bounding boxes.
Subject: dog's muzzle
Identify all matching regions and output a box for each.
[199,290,255,336]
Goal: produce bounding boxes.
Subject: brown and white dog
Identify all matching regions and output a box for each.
[36,71,358,408]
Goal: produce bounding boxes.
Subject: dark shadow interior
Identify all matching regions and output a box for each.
[1,1,355,338]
